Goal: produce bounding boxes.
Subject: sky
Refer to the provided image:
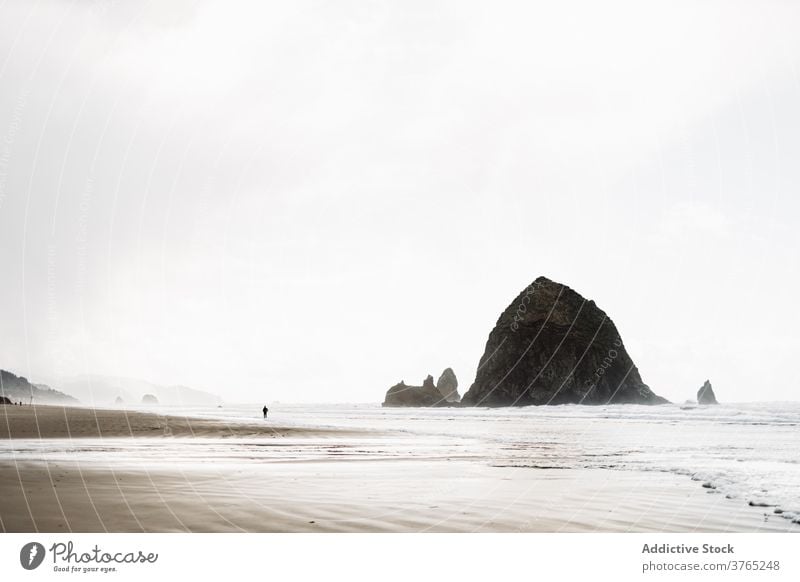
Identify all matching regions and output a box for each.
[1,0,799,403]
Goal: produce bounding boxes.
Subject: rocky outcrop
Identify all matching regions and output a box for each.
[461,276,668,407]
[0,369,78,404]
[697,380,718,405]
[383,375,451,407]
[141,394,159,405]
[114,396,124,405]
[0,396,12,405]
[436,368,460,402]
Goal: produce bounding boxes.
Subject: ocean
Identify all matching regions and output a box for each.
[3,401,799,528]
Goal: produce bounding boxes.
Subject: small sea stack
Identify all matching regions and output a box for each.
[141,394,159,405]
[697,380,719,405]
[435,368,460,403]
[383,374,457,407]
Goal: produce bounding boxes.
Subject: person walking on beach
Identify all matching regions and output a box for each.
[262,405,268,419]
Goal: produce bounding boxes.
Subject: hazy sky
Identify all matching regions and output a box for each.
[1,0,799,403]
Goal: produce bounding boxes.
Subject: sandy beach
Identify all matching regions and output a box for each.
[1,458,793,533]
[0,404,353,439]
[1,404,797,533]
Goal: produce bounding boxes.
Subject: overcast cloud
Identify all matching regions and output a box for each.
[1,0,799,402]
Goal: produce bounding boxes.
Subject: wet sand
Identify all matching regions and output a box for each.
[1,405,797,533]
[0,404,353,439]
[1,456,795,533]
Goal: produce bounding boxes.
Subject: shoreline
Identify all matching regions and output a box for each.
[0,404,360,439]
[1,404,797,533]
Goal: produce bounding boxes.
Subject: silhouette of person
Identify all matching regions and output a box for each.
[262,405,268,419]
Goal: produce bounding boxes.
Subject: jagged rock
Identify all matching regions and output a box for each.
[462,276,668,406]
[0,396,12,405]
[697,380,718,405]
[114,396,124,405]
[141,394,159,405]
[383,375,450,407]
[436,368,460,402]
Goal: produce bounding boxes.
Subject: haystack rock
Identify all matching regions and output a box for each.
[114,396,124,405]
[461,276,668,407]
[0,396,12,405]
[697,380,718,405]
[383,375,449,407]
[141,394,159,405]
[436,368,460,403]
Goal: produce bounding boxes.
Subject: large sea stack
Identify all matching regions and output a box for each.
[461,276,667,406]
[697,380,718,405]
